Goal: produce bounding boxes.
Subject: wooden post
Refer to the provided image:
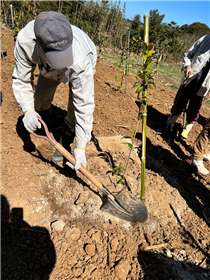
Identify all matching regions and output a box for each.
[125,30,130,97]
[141,13,149,203]
[10,4,14,28]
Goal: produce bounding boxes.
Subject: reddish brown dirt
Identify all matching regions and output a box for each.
[1,29,210,280]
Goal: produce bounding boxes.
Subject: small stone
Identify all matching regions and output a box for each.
[109,219,118,227]
[65,227,81,242]
[51,220,66,233]
[72,267,83,277]
[75,192,89,205]
[91,231,101,242]
[111,237,119,251]
[139,242,149,251]
[103,222,109,229]
[85,244,96,256]
[114,259,131,280]
[84,263,97,276]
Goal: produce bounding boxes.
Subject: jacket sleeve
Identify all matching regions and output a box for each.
[182,36,206,69]
[12,40,36,113]
[70,57,95,149]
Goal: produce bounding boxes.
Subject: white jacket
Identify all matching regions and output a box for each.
[182,35,210,97]
[12,20,97,149]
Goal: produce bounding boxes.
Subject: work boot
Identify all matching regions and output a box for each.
[51,122,75,163]
[181,123,193,139]
[187,156,209,176]
[166,114,179,132]
[203,208,210,225]
[203,153,210,161]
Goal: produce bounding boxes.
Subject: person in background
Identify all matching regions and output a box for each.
[186,117,210,225]
[187,117,210,175]
[166,35,210,139]
[12,11,97,171]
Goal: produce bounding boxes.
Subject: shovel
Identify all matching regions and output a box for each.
[32,118,148,223]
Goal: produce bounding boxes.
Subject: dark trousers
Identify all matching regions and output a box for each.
[171,83,204,124]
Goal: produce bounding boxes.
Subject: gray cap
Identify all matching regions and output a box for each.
[34,11,73,69]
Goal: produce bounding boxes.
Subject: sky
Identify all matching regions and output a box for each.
[121,1,210,28]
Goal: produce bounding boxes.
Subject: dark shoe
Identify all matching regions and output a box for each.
[203,208,210,225]
[51,122,75,163]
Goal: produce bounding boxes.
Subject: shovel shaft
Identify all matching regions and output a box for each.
[32,119,148,222]
[55,142,115,201]
[33,118,116,203]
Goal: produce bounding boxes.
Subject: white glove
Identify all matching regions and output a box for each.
[22,110,41,133]
[66,148,87,172]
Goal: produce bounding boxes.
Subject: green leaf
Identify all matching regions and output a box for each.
[142,55,147,61]
[118,178,125,184]
[130,158,135,164]
[127,143,133,149]
[136,86,142,94]
[133,82,140,87]
[112,166,124,171]
[147,43,155,51]
[129,131,135,136]
[147,62,154,68]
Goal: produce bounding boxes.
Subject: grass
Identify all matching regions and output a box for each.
[155,62,183,89]
[99,47,183,91]
[99,47,210,107]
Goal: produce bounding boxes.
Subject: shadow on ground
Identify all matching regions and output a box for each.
[135,103,210,223]
[138,248,210,280]
[1,194,56,280]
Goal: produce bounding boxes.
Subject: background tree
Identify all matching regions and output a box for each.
[130,14,142,38]
[149,9,165,48]
[1,1,210,64]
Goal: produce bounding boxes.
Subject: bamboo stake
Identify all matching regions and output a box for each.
[125,30,130,97]
[10,4,14,28]
[141,14,149,203]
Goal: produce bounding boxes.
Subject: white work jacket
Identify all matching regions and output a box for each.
[182,35,210,97]
[12,20,97,149]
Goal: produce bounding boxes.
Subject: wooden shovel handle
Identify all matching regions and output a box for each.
[55,143,115,201]
[32,117,115,201]
[55,142,104,190]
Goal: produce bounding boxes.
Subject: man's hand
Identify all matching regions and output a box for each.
[66,148,87,172]
[23,110,41,133]
[184,66,193,79]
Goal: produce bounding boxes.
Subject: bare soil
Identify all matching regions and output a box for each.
[1,29,210,280]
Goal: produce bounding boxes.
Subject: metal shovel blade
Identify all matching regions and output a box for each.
[32,118,148,223]
[101,187,148,223]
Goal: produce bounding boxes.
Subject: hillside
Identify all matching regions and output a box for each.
[1,29,210,280]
